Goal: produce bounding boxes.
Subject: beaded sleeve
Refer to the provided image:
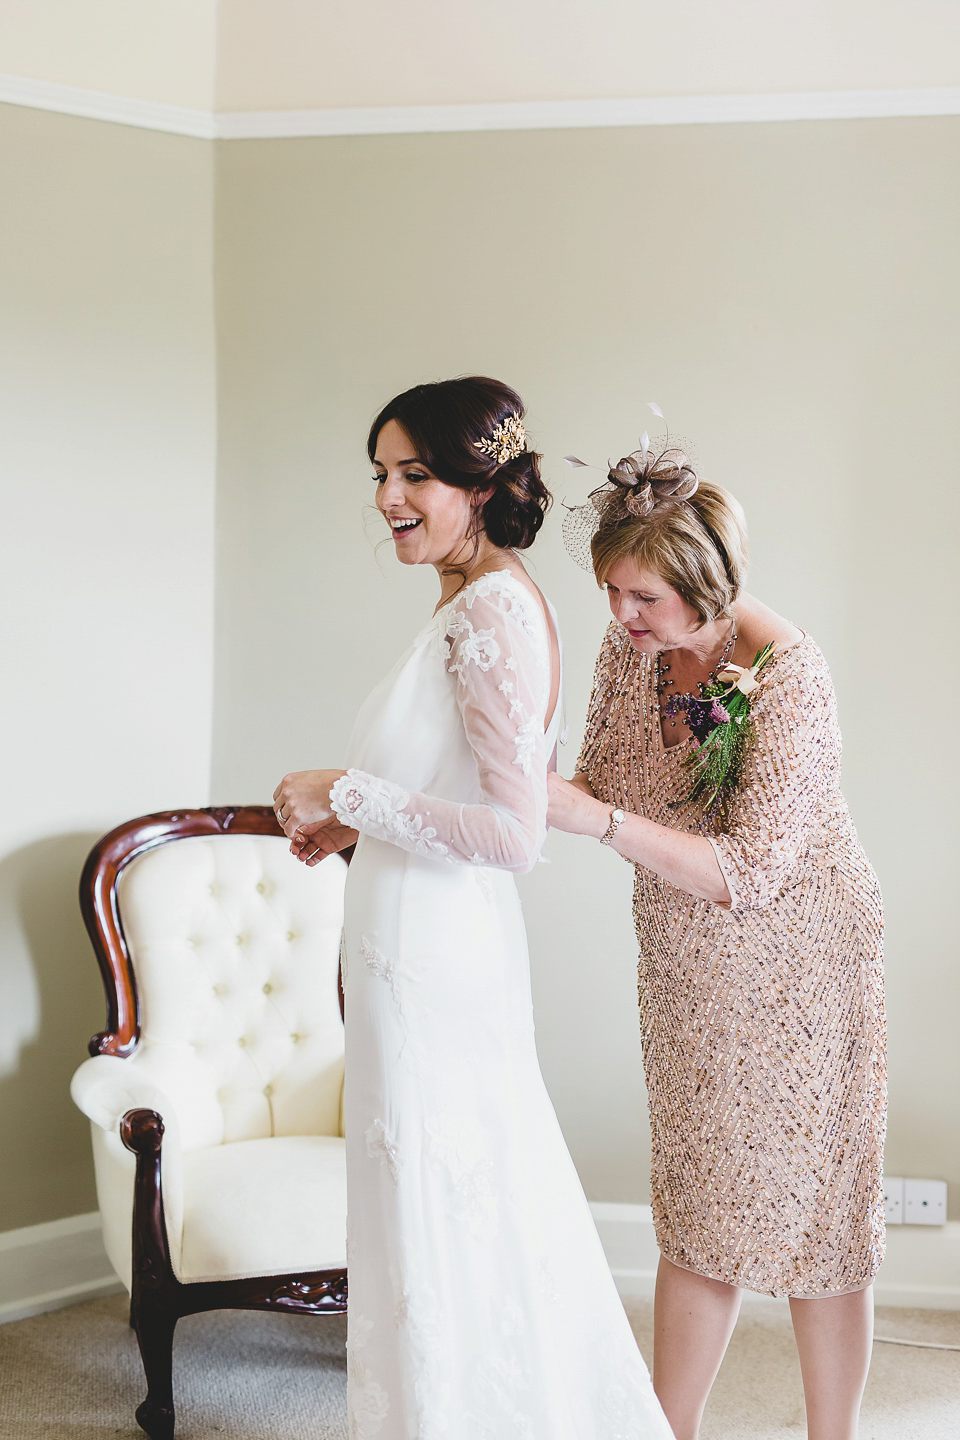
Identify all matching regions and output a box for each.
[707,644,839,911]
[331,576,551,873]
[575,622,624,794]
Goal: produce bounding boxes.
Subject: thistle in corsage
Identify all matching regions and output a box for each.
[664,642,777,819]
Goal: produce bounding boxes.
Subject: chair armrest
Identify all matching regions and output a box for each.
[71,1055,181,1151]
[72,1055,186,1273]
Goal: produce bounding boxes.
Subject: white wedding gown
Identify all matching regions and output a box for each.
[330,571,672,1440]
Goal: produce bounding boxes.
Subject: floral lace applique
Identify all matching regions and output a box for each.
[395,1270,451,1438]
[537,1255,560,1305]
[447,585,545,776]
[425,1112,498,1238]
[468,1298,536,1439]
[514,717,539,777]
[588,1336,660,1440]
[501,1295,525,1337]
[599,1376,661,1440]
[474,866,494,903]
[466,572,542,646]
[347,1313,389,1438]
[360,935,397,999]
[445,610,500,681]
[365,1119,400,1183]
[332,771,451,860]
[450,574,549,693]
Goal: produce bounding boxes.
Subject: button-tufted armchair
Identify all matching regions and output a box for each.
[70,807,349,1440]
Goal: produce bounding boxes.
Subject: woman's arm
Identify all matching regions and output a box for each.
[704,647,835,910]
[557,625,730,901]
[548,772,731,906]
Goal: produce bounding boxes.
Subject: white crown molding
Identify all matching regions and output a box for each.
[216,86,960,139]
[2,72,959,141]
[0,72,216,138]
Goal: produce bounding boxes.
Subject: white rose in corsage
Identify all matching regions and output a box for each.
[663,642,777,819]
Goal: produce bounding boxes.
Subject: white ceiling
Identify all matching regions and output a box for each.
[1,0,958,114]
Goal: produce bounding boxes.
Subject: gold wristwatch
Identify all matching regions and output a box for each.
[600,807,626,846]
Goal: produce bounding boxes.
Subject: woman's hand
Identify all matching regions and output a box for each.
[273,769,347,839]
[289,817,359,866]
[548,772,731,905]
[547,772,610,839]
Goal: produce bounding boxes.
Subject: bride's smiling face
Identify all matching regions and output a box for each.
[373,419,486,569]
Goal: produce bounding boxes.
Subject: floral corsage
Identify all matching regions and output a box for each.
[664,642,776,818]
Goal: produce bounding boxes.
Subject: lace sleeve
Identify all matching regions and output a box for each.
[707,644,839,911]
[330,578,552,873]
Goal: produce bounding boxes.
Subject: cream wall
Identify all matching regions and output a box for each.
[0,1,218,110]
[214,0,960,111]
[2,2,957,114]
[1,91,955,1236]
[0,104,217,1231]
[211,117,960,1209]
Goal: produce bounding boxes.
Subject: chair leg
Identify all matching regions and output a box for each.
[120,1110,181,1439]
[132,1301,178,1440]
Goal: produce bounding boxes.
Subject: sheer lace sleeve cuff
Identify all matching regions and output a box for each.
[330,769,451,861]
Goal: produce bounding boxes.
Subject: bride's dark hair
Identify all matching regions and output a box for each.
[367,377,551,550]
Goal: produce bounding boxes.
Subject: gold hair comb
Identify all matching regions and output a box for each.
[473,413,526,466]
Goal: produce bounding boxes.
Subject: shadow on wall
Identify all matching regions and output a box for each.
[0,833,106,1231]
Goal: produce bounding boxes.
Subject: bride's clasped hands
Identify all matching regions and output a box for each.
[272,769,358,865]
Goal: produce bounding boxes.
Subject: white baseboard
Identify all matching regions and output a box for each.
[1,72,959,140]
[1,1204,956,1326]
[0,1212,123,1326]
[589,1202,960,1311]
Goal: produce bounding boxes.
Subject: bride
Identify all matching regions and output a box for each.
[273,377,672,1440]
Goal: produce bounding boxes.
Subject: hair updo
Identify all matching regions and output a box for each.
[367,377,551,550]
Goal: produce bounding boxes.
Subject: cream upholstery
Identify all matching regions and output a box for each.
[179,1135,346,1281]
[71,835,348,1291]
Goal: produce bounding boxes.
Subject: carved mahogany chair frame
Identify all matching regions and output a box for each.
[81,806,348,1440]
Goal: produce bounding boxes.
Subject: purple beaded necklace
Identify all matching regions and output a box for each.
[656,623,737,742]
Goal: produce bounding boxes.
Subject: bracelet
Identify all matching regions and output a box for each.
[600,807,627,846]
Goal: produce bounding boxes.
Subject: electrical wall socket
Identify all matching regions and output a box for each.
[904,1178,947,1226]
[883,1176,904,1225]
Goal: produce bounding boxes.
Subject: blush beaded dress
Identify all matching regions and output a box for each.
[577,621,886,1299]
[330,574,672,1440]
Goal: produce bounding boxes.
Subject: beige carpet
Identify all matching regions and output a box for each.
[0,1291,956,1438]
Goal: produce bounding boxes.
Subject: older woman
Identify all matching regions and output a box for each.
[548,441,885,1440]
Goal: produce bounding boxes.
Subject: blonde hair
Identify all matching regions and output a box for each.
[591,480,748,622]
